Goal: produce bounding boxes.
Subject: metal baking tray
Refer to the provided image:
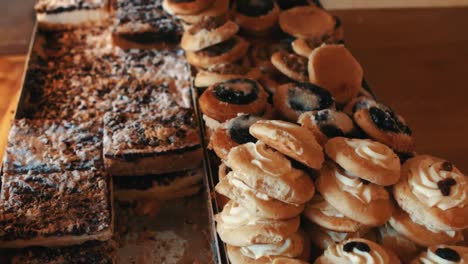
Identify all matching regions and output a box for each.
[1,23,221,264]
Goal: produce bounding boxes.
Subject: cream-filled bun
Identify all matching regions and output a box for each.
[226,141,315,205]
[249,120,324,170]
[393,155,468,231]
[325,137,401,186]
[215,200,300,247]
[377,223,422,264]
[410,245,468,264]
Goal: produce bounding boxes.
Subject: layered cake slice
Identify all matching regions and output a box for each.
[103,108,202,176]
[114,168,203,201]
[0,170,113,248]
[11,241,116,264]
[35,0,108,30]
[2,119,102,174]
[111,0,183,48]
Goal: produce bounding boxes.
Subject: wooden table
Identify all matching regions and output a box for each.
[1,7,468,170]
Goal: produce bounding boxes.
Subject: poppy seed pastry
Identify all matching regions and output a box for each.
[271,51,309,82]
[0,170,113,248]
[176,0,229,25]
[393,155,468,231]
[162,0,214,15]
[274,82,334,122]
[233,0,280,35]
[194,63,262,88]
[308,44,363,103]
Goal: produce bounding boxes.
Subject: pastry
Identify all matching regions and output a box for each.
[273,82,334,122]
[250,41,291,74]
[303,194,363,233]
[276,0,315,10]
[0,170,113,248]
[298,109,356,146]
[210,114,263,160]
[176,0,230,25]
[316,162,394,226]
[233,0,280,35]
[162,0,213,15]
[3,119,102,174]
[308,44,363,103]
[181,16,239,51]
[377,224,422,264]
[35,0,108,30]
[249,120,324,169]
[393,155,468,231]
[112,0,183,49]
[271,51,308,82]
[304,221,365,250]
[226,141,315,205]
[215,200,300,246]
[389,207,464,247]
[199,78,268,122]
[324,137,401,186]
[410,245,468,264]
[353,101,415,153]
[114,169,203,201]
[11,241,116,264]
[194,63,262,88]
[186,36,250,69]
[279,6,334,39]
[103,108,202,176]
[315,238,401,264]
[215,174,304,220]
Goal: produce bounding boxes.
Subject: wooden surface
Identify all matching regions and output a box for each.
[1,7,468,170]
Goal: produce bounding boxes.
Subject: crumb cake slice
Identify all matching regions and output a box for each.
[103,108,202,176]
[0,170,113,248]
[35,0,108,30]
[2,119,102,174]
[114,168,203,201]
[111,0,182,48]
[11,241,116,264]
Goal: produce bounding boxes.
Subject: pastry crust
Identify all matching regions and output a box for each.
[410,245,468,264]
[249,120,324,169]
[186,36,250,69]
[176,0,230,24]
[194,64,261,88]
[308,44,363,103]
[199,78,268,122]
[271,51,308,82]
[279,6,334,39]
[162,0,214,15]
[181,18,239,51]
[233,0,280,35]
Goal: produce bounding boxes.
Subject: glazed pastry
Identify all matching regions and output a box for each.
[316,162,394,226]
[303,194,363,233]
[315,238,401,264]
[249,120,324,169]
[298,109,356,146]
[181,16,239,51]
[210,114,262,160]
[233,0,280,35]
[199,78,268,122]
[271,51,308,82]
[389,207,464,247]
[274,82,334,122]
[353,101,415,153]
[215,200,300,246]
[176,0,229,25]
[410,245,468,264]
[162,0,214,15]
[393,155,468,231]
[226,141,315,205]
[186,36,250,69]
[194,63,262,88]
[377,224,422,264]
[325,137,401,186]
[308,44,363,103]
[279,6,334,40]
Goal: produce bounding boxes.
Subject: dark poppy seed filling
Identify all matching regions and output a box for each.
[287,83,334,112]
[213,79,259,104]
[437,178,457,196]
[320,124,345,138]
[441,161,453,171]
[276,0,309,9]
[435,248,461,262]
[198,38,237,57]
[343,241,371,253]
[228,115,261,144]
[369,107,412,135]
[236,0,274,17]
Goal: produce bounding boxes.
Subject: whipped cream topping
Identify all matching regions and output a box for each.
[417,246,467,264]
[308,195,345,218]
[243,141,293,176]
[405,212,458,238]
[335,168,389,204]
[345,138,399,170]
[408,156,467,210]
[229,174,272,201]
[258,121,305,156]
[220,202,265,226]
[240,238,293,260]
[324,240,389,264]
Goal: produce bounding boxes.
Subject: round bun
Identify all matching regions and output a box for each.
[233,0,280,35]
[181,17,239,51]
[271,51,308,82]
[176,0,229,24]
[279,6,334,39]
[377,224,422,264]
[410,245,468,264]
[162,0,214,15]
[195,64,261,88]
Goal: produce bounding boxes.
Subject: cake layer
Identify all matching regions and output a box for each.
[0,170,113,248]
